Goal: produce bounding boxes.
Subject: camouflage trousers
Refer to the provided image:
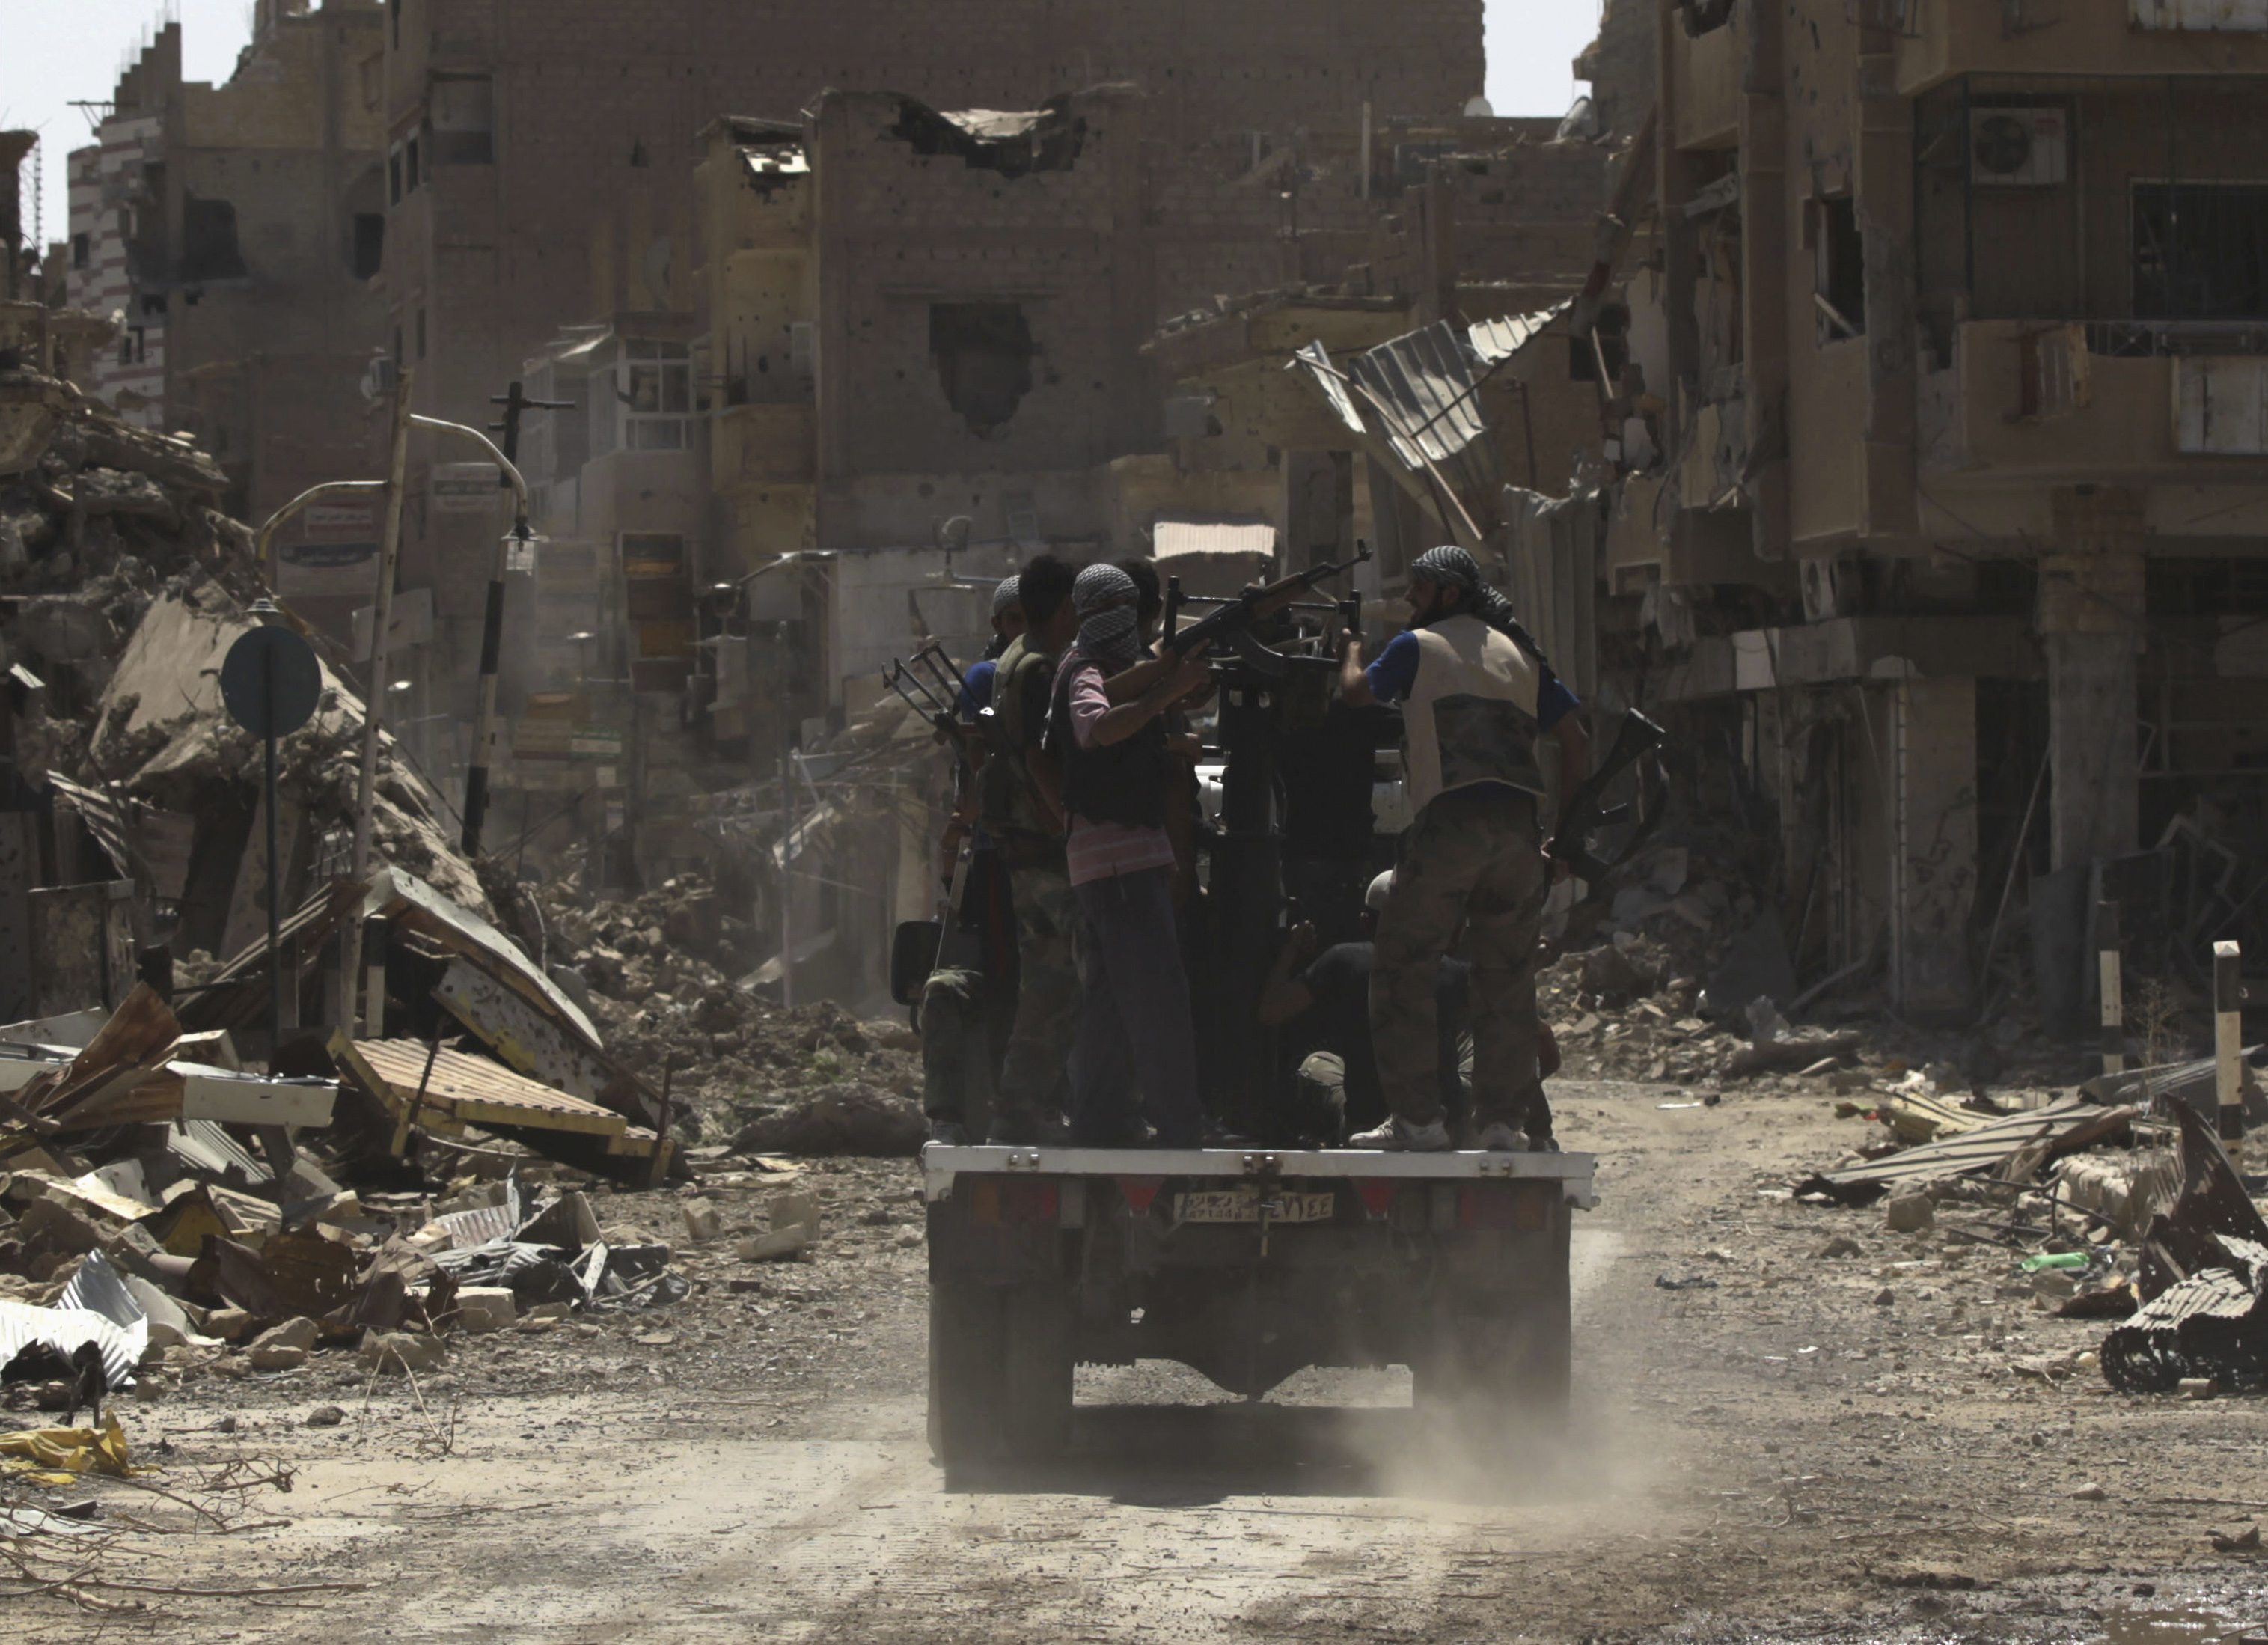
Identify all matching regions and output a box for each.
[992,861,1080,1124]
[1372,789,1549,1131]
[919,967,994,1134]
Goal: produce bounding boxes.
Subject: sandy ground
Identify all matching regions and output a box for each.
[9,1076,2268,1644]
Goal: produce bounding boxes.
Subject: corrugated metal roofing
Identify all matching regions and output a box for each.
[1152,519,1277,561]
[1802,1099,2136,1197]
[350,1040,627,1135]
[1291,322,1503,535]
[1468,301,1571,366]
[0,1251,146,1391]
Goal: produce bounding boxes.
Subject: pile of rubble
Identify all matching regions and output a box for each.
[3,315,486,964]
[1543,834,1865,1086]
[1787,1019,2268,1396]
[511,866,925,1150]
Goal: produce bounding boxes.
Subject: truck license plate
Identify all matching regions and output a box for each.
[1174,1189,1336,1225]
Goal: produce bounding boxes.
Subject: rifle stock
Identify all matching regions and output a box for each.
[1547,708,1667,885]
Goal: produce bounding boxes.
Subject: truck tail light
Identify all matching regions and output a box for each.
[1116,1176,1164,1215]
[970,1179,1058,1226]
[1353,1179,1397,1220]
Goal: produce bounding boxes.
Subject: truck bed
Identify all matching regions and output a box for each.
[921,1143,1598,1206]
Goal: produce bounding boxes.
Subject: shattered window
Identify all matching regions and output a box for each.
[929,302,1034,439]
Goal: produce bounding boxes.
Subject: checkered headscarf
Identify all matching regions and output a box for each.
[1410,544,1552,668]
[1071,563,1143,671]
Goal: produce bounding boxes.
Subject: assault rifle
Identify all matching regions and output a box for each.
[1108,543,1375,699]
[1164,542,1374,668]
[1546,706,1668,885]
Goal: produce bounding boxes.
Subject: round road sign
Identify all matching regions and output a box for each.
[220,624,323,739]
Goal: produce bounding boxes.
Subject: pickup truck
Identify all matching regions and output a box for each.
[921,1142,1597,1468]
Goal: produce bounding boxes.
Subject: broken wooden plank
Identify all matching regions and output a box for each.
[331,1034,629,1142]
[175,1063,337,1128]
[1799,1098,2137,1203]
[432,956,663,1132]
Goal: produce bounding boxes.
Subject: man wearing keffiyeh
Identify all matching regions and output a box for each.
[1339,545,1589,1153]
[1038,564,1212,1147]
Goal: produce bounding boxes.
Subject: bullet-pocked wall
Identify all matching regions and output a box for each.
[378,0,1485,689]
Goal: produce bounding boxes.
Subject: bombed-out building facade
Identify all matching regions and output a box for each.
[1611,0,2268,1027]
[39,0,2264,1032]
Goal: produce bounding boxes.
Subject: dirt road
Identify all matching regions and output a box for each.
[14,1078,2268,1644]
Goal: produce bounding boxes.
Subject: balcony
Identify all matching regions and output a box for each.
[1919,318,2268,480]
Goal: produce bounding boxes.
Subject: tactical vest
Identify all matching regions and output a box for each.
[1401,612,1546,813]
[1047,653,1169,829]
[976,635,1056,843]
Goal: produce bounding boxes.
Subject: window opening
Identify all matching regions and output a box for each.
[2135,182,2268,321]
[1815,195,1867,342]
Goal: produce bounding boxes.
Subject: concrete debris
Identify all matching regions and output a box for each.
[730,1082,926,1159]
[1885,1192,1935,1234]
[518,868,922,1147]
[358,1331,446,1376]
[245,1316,318,1370]
[450,1287,519,1333]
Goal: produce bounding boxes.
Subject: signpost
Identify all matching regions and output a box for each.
[220,613,321,1061]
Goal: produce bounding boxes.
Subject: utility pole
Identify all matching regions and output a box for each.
[459,379,568,858]
[343,367,416,1034]
[777,621,797,1010]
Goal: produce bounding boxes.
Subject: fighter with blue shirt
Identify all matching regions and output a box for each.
[1339,546,1589,1152]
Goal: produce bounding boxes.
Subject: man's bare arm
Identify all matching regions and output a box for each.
[1339,629,1375,707]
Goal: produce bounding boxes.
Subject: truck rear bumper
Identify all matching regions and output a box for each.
[921,1144,1598,1209]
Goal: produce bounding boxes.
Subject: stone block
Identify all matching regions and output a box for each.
[451,1287,518,1333]
[1885,1192,1934,1233]
[359,1331,447,1374]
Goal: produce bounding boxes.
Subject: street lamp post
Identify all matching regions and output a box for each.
[407,412,532,860]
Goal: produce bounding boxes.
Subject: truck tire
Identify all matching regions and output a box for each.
[1000,1280,1075,1461]
[929,1281,1006,1474]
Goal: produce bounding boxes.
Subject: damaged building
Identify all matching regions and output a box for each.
[1617,0,2268,1024]
[64,3,390,643]
[373,0,1491,766]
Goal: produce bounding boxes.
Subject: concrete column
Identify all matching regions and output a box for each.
[2039,490,2145,870]
[1889,676,1978,1019]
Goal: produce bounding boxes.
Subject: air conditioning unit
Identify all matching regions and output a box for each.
[1971,108,2067,187]
[360,355,397,402]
